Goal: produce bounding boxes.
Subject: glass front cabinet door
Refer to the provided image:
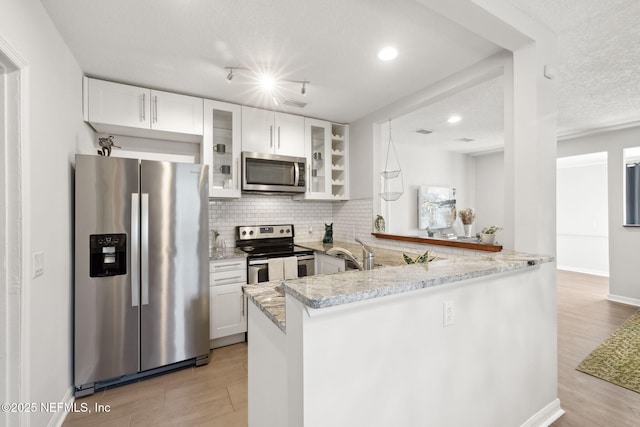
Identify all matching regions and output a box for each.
[203,99,242,198]
[294,118,332,200]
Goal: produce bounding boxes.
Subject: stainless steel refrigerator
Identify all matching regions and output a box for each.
[74,155,209,396]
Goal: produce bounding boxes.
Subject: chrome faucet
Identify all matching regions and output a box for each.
[326,239,376,271]
[325,247,364,270]
[355,238,375,270]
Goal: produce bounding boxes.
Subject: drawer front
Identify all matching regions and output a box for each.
[210,259,246,273]
[210,269,247,286]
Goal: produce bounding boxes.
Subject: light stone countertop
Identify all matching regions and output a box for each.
[243,240,554,332]
[283,250,553,310]
[243,284,286,333]
[209,248,246,261]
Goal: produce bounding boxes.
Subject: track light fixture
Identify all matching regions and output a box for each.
[224,66,248,83]
[223,66,309,95]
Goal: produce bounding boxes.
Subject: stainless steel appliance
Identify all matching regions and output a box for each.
[242,151,306,193]
[236,225,315,284]
[74,155,210,396]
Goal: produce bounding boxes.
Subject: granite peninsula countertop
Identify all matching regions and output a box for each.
[244,283,287,332]
[243,241,554,333]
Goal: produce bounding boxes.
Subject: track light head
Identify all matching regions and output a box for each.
[226,69,234,83]
[301,82,307,96]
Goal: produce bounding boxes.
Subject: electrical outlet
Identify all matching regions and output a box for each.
[443,300,455,327]
[308,226,313,234]
[33,251,44,278]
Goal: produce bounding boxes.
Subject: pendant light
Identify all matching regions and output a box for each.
[380,119,404,201]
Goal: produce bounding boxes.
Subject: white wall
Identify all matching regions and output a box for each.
[382,140,472,237]
[558,126,640,304]
[473,151,507,246]
[556,154,609,276]
[1,0,95,426]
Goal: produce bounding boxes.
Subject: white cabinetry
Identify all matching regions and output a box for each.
[203,100,242,198]
[330,124,349,200]
[294,118,332,200]
[84,77,203,141]
[241,106,305,157]
[209,257,247,349]
[315,253,346,275]
[295,121,349,200]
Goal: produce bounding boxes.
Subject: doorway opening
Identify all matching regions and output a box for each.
[556,152,609,276]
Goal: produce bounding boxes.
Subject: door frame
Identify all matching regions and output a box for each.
[1,34,30,427]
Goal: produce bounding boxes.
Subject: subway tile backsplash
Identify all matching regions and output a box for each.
[209,196,484,258]
[209,194,334,248]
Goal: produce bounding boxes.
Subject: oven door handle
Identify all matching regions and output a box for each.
[296,255,315,261]
[248,259,269,266]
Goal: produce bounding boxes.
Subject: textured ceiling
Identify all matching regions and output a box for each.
[507,0,640,136]
[39,0,502,124]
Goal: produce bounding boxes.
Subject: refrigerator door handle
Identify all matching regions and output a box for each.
[141,193,150,306]
[131,193,140,307]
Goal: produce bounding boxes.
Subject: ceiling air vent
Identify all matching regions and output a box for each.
[415,129,433,135]
[283,99,307,109]
[457,137,475,142]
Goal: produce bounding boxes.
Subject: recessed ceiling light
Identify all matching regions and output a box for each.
[447,115,462,124]
[378,46,398,61]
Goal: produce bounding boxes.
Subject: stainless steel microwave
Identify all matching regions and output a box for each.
[242,152,307,193]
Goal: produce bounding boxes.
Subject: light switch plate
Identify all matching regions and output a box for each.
[33,251,44,278]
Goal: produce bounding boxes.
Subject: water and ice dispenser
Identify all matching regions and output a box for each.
[89,233,127,277]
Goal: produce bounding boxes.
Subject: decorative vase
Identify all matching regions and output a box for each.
[463,224,472,237]
[480,233,495,245]
[374,215,386,233]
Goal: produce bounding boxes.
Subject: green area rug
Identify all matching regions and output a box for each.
[576,311,640,394]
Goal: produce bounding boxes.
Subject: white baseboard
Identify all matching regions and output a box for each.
[521,399,565,427]
[47,387,74,427]
[210,332,246,349]
[557,265,609,277]
[607,293,640,307]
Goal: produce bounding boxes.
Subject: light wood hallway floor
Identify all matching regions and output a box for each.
[64,270,640,426]
[552,270,640,427]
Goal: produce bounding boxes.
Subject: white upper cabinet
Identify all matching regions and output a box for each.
[203,99,242,199]
[150,89,203,135]
[241,106,305,157]
[84,77,203,141]
[294,118,332,200]
[86,78,150,129]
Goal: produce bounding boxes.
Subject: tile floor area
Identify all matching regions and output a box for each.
[63,343,248,426]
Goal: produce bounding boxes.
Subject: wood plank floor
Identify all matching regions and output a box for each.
[64,343,248,426]
[64,270,640,426]
[552,270,640,427]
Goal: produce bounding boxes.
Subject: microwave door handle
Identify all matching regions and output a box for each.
[294,162,300,187]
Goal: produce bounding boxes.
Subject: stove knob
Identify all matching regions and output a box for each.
[241,231,246,236]
[280,229,284,234]
[249,230,254,235]
[286,229,291,234]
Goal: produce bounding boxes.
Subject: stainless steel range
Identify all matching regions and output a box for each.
[236,224,315,284]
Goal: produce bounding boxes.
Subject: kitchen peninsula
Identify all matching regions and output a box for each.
[244,245,561,427]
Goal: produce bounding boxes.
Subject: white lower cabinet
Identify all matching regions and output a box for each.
[315,253,346,275]
[210,257,247,348]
